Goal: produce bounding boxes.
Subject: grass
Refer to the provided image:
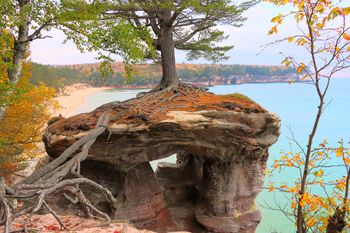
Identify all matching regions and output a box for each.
[224,93,257,104]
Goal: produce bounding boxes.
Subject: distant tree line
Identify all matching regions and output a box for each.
[178,64,296,81]
[30,64,85,90]
[30,63,297,89]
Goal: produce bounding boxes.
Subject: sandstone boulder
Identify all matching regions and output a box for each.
[43,88,281,233]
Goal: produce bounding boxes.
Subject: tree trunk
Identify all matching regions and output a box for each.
[158,11,178,89]
[8,1,30,84]
[326,207,346,233]
[8,40,28,84]
[0,0,30,122]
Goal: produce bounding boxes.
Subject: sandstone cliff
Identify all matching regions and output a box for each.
[43,86,281,233]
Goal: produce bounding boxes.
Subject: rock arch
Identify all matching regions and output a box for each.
[43,90,280,233]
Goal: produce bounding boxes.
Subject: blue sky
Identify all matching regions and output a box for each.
[29,2,350,77]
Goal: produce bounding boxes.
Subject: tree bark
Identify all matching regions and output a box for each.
[158,10,178,89]
[326,207,346,233]
[8,0,30,84]
[0,0,30,122]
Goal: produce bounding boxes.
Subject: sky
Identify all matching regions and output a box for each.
[29,2,350,77]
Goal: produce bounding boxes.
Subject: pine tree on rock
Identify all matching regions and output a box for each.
[61,0,256,89]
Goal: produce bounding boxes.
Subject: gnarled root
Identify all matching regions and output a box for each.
[132,82,208,121]
[0,110,115,233]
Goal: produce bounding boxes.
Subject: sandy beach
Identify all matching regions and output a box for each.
[54,85,111,117]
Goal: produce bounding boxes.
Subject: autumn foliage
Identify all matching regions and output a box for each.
[0,60,57,181]
[268,141,350,231]
[265,0,350,232]
[267,0,350,79]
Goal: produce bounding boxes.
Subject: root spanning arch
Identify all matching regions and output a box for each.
[0,110,115,233]
[0,83,257,233]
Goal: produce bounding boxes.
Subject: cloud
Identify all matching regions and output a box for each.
[28,3,350,78]
[30,29,102,65]
[29,4,295,65]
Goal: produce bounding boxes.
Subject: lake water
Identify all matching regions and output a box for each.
[72,78,350,233]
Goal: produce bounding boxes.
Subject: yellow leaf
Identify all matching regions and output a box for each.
[271,15,283,24]
[298,1,305,11]
[316,23,324,29]
[268,25,278,35]
[318,169,324,177]
[316,4,325,14]
[301,75,308,80]
[288,187,299,193]
[296,38,307,46]
[336,147,344,157]
[306,217,316,228]
[343,7,350,16]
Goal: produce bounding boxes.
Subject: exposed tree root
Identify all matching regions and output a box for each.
[0,194,11,232]
[0,110,115,233]
[0,83,210,232]
[131,83,208,121]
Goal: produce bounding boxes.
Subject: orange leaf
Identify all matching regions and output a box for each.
[14,223,24,228]
[344,157,350,165]
[297,63,306,74]
[44,225,60,231]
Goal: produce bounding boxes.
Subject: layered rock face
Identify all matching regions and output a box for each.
[43,89,281,233]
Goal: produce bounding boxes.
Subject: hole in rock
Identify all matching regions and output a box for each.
[150,153,177,171]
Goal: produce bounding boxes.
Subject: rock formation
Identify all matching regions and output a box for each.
[43,87,281,233]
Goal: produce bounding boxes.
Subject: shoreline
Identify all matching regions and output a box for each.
[52,80,313,118]
[54,86,111,117]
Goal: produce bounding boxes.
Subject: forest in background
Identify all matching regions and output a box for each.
[30,62,297,90]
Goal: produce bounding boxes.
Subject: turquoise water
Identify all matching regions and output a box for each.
[73,78,350,232]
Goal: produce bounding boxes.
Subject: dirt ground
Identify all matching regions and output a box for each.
[0,214,154,233]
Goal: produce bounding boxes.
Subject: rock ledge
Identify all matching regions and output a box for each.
[43,88,281,233]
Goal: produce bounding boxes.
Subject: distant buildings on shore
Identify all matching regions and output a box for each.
[187,74,302,87]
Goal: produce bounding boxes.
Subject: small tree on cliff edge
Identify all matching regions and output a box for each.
[60,0,255,89]
[265,0,350,232]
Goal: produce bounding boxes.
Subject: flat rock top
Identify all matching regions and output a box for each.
[48,86,266,136]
